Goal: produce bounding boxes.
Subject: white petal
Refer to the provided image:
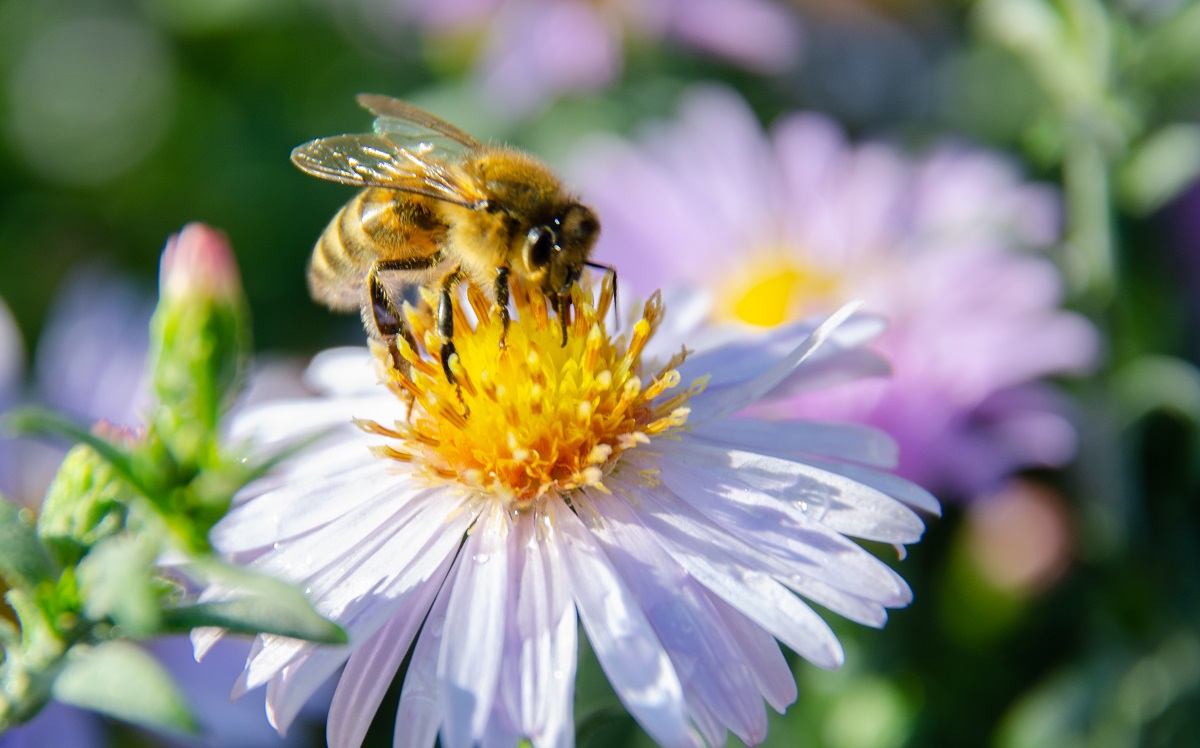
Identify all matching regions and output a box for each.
[229,394,400,446]
[190,626,226,662]
[547,498,702,748]
[265,647,342,735]
[310,490,475,625]
[708,595,796,713]
[498,512,578,747]
[240,480,429,586]
[214,457,402,554]
[802,455,942,516]
[688,303,864,421]
[438,503,512,748]
[674,310,885,398]
[651,444,915,600]
[304,346,378,395]
[663,437,926,546]
[615,479,844,670]
[396,559,459,748]
[480,715,521,748]
[687,417,898,468]
[583,490,769,745]
[327,550,454,748]
[768,347,890,397]
[241,490,475,696]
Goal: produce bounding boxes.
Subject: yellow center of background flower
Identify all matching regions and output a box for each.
[718,254,842,327]
[361,278,700,508]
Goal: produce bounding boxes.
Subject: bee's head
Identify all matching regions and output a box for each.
[520,202,600,299]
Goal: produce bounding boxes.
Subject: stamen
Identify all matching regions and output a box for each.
[363,278,699,508]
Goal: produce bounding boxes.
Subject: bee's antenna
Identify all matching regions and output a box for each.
[585,261,618,328]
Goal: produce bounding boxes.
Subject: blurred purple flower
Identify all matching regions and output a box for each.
[403,0,801,115]
[0,701,107,748]
[571,87,1100,499]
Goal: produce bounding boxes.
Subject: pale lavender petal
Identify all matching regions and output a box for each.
[396,556,460,748]
[547,498,702,748]
[708,595,796,713]
[237,490,475,697]
[478,1,620,116]
[639,502,845,670]
[303,346,379,396]
[497,512,579,746]
[227,394,401,446]
[327,551,454,748]
[687,417,899,468]
[685,303,866,420]
[583,490,770,745]
[660,437,926,551]
[438,504,513,748]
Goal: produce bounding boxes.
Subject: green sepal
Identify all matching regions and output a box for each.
[0,495,55,590]
[51,641,200,735]
[38,444,134,567]
[75,535,161,638]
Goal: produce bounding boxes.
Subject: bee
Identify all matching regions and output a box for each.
[291,94,607,383]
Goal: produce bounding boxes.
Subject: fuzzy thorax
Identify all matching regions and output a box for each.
[359,277,702,508]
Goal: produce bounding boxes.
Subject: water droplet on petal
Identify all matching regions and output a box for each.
[793,486,829,521]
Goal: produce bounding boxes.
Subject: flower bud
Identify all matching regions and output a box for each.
[37,424,138,567]
[159,223,242,303]
[147,224,250,469]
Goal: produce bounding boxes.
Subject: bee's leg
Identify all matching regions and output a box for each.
[437,265,466,385]
[554,294,570,347]
[370,251,445,371]
[367,270,411,374]
[492,266,511,349]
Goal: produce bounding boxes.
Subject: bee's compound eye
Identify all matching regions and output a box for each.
[524,225,555,269]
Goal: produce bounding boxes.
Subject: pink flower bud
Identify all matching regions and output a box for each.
[159,223,241,301]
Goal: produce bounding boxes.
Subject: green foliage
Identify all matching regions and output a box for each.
[0,228,341,734]
[51,641,200,735]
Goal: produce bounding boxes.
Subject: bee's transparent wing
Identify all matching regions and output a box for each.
[290,133,486,208]
[356,93,481,149]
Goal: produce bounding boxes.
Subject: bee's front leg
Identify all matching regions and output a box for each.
[493,266,511,350]
[437,265,466,386]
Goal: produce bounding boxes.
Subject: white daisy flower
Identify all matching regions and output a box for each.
[196,278,939,748]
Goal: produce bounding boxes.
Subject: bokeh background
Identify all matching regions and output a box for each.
[2,0,1200,746]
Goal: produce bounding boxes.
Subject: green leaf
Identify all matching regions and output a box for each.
[182,558,347,645]
[0,495,54,589]
[75,535,161,637]
[51,641,199,735]
[1119,124,1200,214]
[161,598,346,644]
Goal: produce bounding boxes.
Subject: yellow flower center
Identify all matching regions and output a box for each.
[359,277,701,509]
[716,253,842,327]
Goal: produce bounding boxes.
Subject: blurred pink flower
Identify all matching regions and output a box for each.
[571,87,1100,498]
[403,0,801,115]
